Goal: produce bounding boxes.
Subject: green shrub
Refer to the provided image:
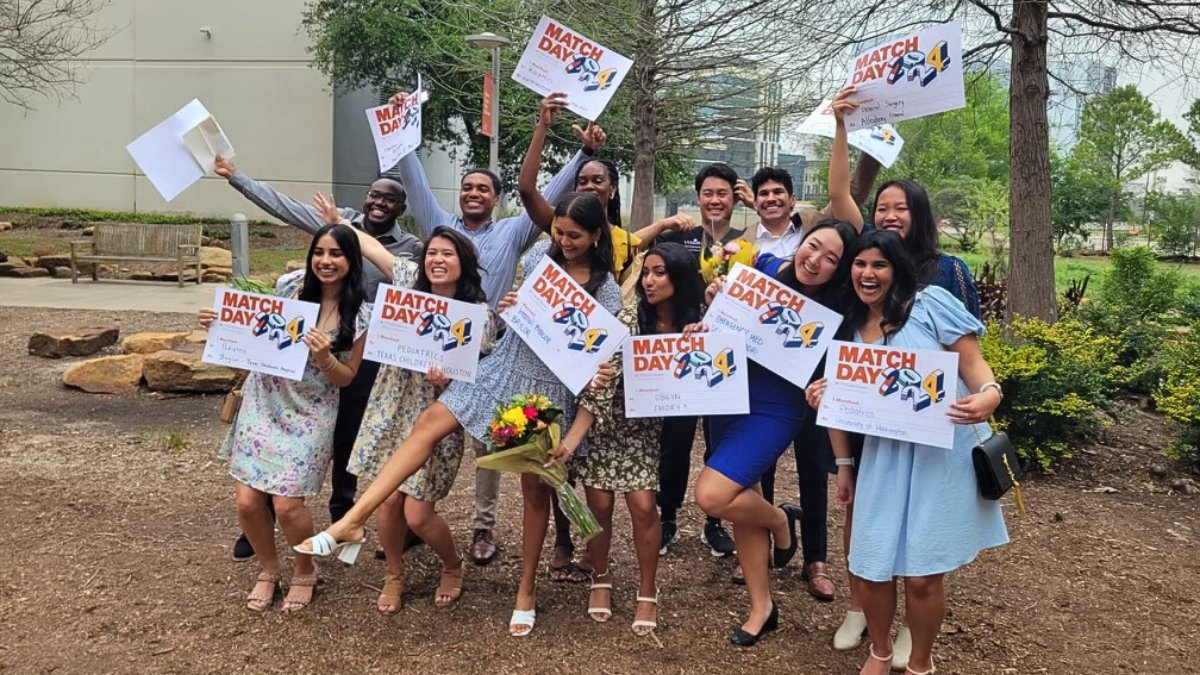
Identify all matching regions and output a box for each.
[1151,326,1200,467]
[981,317,1119,470]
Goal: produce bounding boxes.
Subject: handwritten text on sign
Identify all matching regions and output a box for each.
[201,288,319,381]
[702,263,843,388]
[511,16,633,121]
[796,99,905,168]
[841,21,965,131]
[816,340,959,449]
[363,284,489,383]
[501,255,629,395]
[623,332,749,418]
[365,89,423,172]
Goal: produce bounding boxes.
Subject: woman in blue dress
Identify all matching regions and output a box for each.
[807,230,1008,675]
[691,218,859,647]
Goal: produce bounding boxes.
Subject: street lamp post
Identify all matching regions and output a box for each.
[465,32,511,177]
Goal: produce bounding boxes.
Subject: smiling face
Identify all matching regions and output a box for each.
[640,253,675,306]
[459,172,500,220]
[553,216,600,264]
[851,247,894,310]
[792,227,846,287]
[873,185,912,239]
[697,176,735,223]
[310,233,350,285]
[575,161,615,210]
[423,234,462,289]
[363,180,405,226]
[754,180,795,226]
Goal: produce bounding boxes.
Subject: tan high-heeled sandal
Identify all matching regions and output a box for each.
[434,556,464,608]
[245,571,280,612]
[377,570,405,614]
[281,572,318,612]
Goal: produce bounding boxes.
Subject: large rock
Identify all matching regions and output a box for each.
[29,323,119,357]
[202,271,231,283]
[149,264,199,281]
[62,354,144,394]
[4,267,49,278]
[143,349,240,393]
[0,221,12,232]
[185,329,208,344]
[50,267,74,279]
[286,259,305,273]
[35,254,72,270]
[122,331,190,355]
[200,246,233,269]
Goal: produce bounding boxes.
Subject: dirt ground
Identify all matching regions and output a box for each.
[0,306,1197,675]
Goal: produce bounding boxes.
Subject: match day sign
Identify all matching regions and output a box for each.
[202,288,320,381]
[796,99,905,168]
[501,256,630,395]
[702,263,843,389]
[365,87,424,173]
[362,284,489,383]
[816,340,959,449]
[841,21,965,131]
[511,16,633,121]
[623,332,749,418]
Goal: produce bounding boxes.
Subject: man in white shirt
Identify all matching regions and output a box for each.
[742,167,803,257]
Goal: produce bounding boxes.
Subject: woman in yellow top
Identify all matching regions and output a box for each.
[518,93,699,280]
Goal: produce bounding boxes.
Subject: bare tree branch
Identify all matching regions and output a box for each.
[0,0,114,111]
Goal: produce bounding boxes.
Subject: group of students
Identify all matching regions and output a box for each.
[207,86,1008,675]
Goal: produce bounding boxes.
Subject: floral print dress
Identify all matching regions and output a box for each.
[219,270,371,497]
[348,257,497,502]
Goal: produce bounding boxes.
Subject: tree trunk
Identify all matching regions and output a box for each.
[1007,0,1057,322]
[628,0,658,230]
[1104,193,1117,250]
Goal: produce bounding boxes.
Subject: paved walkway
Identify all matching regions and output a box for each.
[0,277,218,314]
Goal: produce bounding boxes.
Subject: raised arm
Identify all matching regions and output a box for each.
[313,192,398,282]
[517,93,565,233]
[216,155,337,234]
[828,87,865,231]
[632,213,697,244]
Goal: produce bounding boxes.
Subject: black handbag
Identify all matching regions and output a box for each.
[971,428,1026,512]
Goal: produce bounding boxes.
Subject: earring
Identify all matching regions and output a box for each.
[593,241,599,248]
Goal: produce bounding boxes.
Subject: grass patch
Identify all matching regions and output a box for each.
[251,248,306,276]
[0,206,272,226]
[0,233,70,257]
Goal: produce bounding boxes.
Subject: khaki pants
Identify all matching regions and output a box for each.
[468,435,500,532]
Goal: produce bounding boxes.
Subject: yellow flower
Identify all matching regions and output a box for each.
[501,407,529,432]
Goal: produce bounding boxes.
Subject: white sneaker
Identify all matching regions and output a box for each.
[832,609,867,650]
[892,625,912,671]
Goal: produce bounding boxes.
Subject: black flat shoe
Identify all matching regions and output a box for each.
[729,603,779,647]
[772,503,802,569]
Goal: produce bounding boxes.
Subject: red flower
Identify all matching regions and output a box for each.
[523,406,538,420]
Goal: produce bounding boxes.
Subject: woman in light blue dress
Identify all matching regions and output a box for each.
[807,230,1008,675]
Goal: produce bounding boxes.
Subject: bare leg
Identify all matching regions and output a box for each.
[903,575,945,673]
[583,487,616,620]
[731,520,774,633]
[857,576,898,675]
[625,490,661,628]
[235,484,278,610]
[695,468,790,549]
[376,490,408,613]
[512,473,551,635]
[405,497,464,606]
[273,495,317,611]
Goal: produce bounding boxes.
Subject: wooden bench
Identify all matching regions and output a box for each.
[70,223,203,287]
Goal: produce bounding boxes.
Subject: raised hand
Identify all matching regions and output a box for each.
[540,92,569,127]
[831,86,860,120]
[734,179,754,208]
[573,121,608,154]
[214,155,237,179]
[312,192,340,225]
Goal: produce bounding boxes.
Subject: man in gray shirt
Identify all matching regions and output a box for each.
[214,155,423,562]
[388,112,604,564]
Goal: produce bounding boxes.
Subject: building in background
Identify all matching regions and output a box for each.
[0,0,462,219]
[1046,60,1118,151]
[692,74,782,182]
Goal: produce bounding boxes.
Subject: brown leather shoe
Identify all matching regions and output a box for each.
[470,529,497,565]
[802,561,836,602]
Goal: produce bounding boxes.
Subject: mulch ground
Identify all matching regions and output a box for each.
[0,306,1197,674]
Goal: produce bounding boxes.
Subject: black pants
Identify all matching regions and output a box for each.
[328,359,381,521]
[760,410,831,566]
[656,416,717,524]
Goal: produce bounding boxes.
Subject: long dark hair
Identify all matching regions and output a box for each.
[872,179,940,283]
[575,158,622,227]
[836,229,918,342]
[548,192,614,296]
[298,223,366,352]
[413,226,487,304]
[776,218,859,303]
[635,242,704,334]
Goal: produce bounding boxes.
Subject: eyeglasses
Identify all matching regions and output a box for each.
[366,190,402,206]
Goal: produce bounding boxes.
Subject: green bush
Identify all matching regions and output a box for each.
[1151,326,1200,467]
[981,317,1119,470]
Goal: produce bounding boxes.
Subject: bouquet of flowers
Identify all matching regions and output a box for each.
[476,394,601,541]
[700,239,755,284]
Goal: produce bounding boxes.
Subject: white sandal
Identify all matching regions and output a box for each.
[892,625,913,671]
[833,609,868,650]
[631,591,659,636]
[509,608,537,637]
[588,573,613,622]
[905,662,936,675]
[294,531,365,565]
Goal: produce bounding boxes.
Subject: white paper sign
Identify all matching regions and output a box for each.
[817,340,959,449]
[202,288,320,381]
[841,21,966,131]
[501,256,630,395]
[182,115,235,174]
[511,16,633,121]
[125,99,211,201]
[702,263,843,389]
[363,283,489,383]
[365,89,423,173]
[623,332,749,418]
[797,99,905,168]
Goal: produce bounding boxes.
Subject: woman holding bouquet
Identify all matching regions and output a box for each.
[314,194,497,614]
[201,223,370,613]
[553,242,705,635]
[295,191,621,637]
[805,230,1007,675]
